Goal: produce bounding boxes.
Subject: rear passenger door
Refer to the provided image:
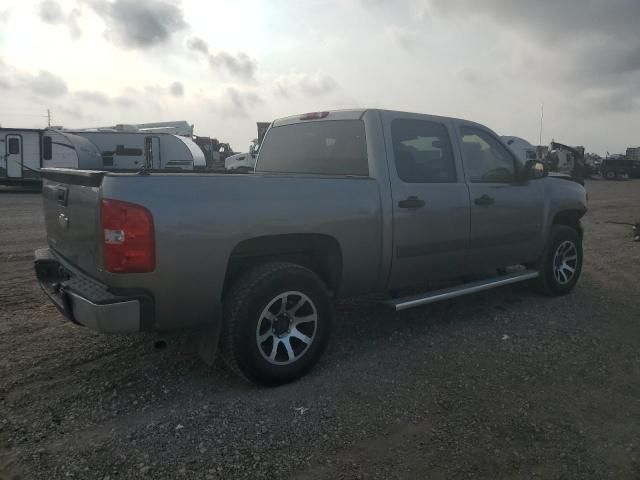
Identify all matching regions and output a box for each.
[384,113,471,289]
[456,124,544,273]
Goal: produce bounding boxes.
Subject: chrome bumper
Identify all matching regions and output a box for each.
[34,248,142,333]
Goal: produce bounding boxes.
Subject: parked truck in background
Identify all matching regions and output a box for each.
[34,109,587,385]
[225,139,259,172]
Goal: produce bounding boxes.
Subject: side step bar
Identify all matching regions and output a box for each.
[387,270,539,311]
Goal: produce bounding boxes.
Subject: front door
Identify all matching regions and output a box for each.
[145,136,161,168]
[6,135,23,178]
[456,124,544,273]
[385,113,471,289]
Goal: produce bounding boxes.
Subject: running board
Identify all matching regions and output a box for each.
[387,270,539,311]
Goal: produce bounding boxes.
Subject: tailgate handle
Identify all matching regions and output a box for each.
[57,187,69,206]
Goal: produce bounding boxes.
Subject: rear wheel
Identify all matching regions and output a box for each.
[221,262,332,386]
[532,225,583,296]
[604,169,616,180]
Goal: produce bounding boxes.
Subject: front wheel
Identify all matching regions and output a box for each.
[221,262,333,386]
[532,225,583,296]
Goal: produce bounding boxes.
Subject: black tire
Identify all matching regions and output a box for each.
[604,169,616,180]
[220,262,333,386]
[532,225,583,296]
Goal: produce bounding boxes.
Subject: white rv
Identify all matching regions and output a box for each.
[44,130,206,170]
[501,136,538,163]
[41,130,103,170]
[1,125,206,186]
[0,128,43,186]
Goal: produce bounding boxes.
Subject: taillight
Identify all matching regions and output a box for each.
[101,199,155,273]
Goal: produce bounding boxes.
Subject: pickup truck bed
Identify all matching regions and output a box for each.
[39,169,383,331]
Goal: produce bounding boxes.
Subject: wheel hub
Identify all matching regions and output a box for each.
[273,313,291,336]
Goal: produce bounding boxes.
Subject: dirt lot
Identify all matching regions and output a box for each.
[1,180,639,479]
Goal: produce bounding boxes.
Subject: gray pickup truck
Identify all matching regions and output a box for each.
[35,109,587,385]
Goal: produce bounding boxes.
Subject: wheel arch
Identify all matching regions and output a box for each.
[552,210,585,237]
[222,234,343,300]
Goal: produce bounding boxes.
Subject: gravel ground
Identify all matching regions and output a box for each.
[1,180,639,479]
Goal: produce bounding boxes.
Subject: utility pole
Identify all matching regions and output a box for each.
[538,101,544,146]
[47,109,51,128]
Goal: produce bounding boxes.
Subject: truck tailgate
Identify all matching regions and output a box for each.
[41,169,105,278]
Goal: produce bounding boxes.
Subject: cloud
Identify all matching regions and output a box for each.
[88,0,187,49]
[76,90,110,105]
[0,58,9,89]
[274,72,338,98]
[114,95,136,108]
[209,52,256,80]
[186,36,257,80]
[75,89,141,108]
[38,1,82,38]
[38,0,63,22]
[55,104,86,121]
[25,70,69,97]
[144,82,185,97]
[386,26,420,51]
[169,81,184,97]
[186,36,209,54]
[209,87,264,118]
[428,0,640,83]
[580,88,637,114]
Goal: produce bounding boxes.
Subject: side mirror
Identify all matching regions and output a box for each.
[524,159,548,179]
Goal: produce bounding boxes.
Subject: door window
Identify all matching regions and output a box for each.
[391,119,456,183]
[461,127,516,182]
[8,138,20,154]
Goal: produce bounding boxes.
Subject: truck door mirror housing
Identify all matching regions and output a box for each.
[524,159,548,179]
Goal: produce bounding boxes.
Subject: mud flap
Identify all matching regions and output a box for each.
[197,321,222,366]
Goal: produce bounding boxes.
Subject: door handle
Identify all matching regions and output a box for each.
[398,196,426,209]
[474,194,495,206]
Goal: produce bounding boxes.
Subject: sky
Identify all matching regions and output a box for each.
[0,0,639,155]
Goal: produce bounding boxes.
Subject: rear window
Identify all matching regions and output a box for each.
[256,120,368,176]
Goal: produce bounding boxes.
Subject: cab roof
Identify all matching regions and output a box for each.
[271,108,488,131]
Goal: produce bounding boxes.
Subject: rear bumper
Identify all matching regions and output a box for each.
[34,248,147,333]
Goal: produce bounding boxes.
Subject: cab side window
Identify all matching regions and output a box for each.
[391,119,456,183]
[461,127,516,183]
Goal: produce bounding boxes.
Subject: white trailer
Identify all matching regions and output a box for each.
[1,128,100,186]
[44,130,206,170]
[1,126,206,186]
[501,136,538,163]
[0,128,43,186]
[42,130,103,170]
